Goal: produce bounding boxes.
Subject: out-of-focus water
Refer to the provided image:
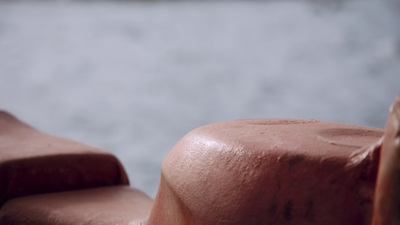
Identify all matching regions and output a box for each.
[0,0,399,197]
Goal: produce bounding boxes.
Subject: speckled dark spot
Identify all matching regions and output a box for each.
[305,198,314,222]
[284,200,293,221]
[268,195,279,216]
[276,175,281,190]
[268,201,278,216]
[289,155,305,169]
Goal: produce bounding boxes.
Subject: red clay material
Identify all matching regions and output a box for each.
[0,111,129,205]
[0,186,153,225]
[148,119,383,225]
[372,94,400,225]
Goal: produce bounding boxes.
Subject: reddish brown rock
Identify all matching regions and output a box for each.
[0,186,153,225]
[148,119,383,225]
[0,111,129,204]
[372,94,400,225]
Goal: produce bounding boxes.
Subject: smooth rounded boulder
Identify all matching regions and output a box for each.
[0,111,129,205]
[0,186,153,225]
[148,118,383,225]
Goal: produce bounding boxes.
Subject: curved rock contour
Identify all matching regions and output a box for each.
[148,119,383,225]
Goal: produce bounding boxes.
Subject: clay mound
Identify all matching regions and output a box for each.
[0,186,153,225]
[149,118,383,225]
[0,111,129,205]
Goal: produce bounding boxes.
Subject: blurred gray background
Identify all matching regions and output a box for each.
[0,0,399,197]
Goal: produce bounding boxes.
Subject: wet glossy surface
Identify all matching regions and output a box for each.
[0,186,153,225]
[149,119,383,225]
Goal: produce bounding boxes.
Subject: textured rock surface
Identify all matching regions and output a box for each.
[0,186,153,225]
[0,111,129,204]
[148,119,383,225]
[372,94,400,225]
